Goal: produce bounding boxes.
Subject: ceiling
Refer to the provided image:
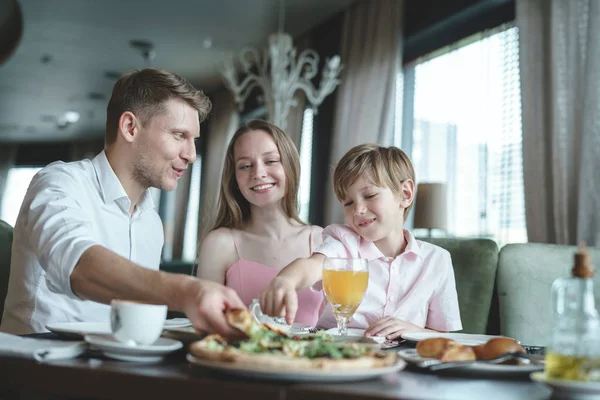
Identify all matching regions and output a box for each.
[0,0,356,143]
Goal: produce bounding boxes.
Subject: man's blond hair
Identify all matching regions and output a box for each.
[105,68,211,145]
[333,144,416,220]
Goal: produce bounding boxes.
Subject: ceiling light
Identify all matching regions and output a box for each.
[63,111,80,123]
[220,0,342,130]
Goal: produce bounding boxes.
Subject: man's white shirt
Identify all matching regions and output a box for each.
[0,151,164,334]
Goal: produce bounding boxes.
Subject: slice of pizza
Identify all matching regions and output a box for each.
[189,308,399,371]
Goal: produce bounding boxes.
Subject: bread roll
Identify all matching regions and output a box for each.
[471,344,487,360]
[478,337,525,360]
[439,345,476,362]
[416,338,460,358]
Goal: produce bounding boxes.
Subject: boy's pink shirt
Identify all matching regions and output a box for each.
[313,224,462,332]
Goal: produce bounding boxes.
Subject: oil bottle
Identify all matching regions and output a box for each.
[545,243,600,380]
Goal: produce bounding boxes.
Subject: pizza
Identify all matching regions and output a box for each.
[188,309,399,371]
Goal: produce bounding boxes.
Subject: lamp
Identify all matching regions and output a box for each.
[220,0,342,130]
[413,183,448,237]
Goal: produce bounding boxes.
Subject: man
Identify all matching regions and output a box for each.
[0,68,244,335]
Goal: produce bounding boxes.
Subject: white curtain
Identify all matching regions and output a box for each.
[324,0,403,225]
[0,145,17,214]
[198,89,240,235]
[285,92,306,150]
[517,0,600,246]
[171,167,192,260]
[284,35,311,150]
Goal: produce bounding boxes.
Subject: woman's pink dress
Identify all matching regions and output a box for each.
[224,229,323,326]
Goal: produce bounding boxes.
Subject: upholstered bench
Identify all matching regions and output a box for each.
[420,237,499,334]
[497,243,600,346]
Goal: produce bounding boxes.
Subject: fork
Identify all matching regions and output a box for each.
[418,351,543,371]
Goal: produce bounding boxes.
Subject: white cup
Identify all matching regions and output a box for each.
[110,300,167,345]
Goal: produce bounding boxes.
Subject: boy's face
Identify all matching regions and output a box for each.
[341,173,413,244]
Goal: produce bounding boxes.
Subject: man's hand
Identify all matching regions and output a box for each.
[180,278,246,337]
[259,276,298,325]
[364,316,425,340]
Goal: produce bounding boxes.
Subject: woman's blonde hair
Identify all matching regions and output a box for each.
[333,143,416,220]
[206,119,304,233]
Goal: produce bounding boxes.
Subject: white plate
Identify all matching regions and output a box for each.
[163,318,193,329]
[187,353,405,382]
[325,328,387,344]
[287,323,314,335]
[47,321,111,336]
[47,319,191,336]
[530,371,600,395]
[85,334,183,363]
[400,332,508,346]
[398,348,544,374]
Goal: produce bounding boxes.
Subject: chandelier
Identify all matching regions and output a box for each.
[220,1,342,130]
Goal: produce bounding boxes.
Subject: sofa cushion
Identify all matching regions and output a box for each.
[420,237,499,334]
[497,243,600,346]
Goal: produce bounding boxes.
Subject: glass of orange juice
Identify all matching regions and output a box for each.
[322,258,369,336]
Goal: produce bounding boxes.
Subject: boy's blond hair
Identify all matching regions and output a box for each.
[333,144,416,220]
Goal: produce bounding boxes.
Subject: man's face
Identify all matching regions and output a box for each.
[132,98,199,191]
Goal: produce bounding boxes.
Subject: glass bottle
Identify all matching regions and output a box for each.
[545,243,600,381]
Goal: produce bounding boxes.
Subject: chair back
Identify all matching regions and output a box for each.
[420,237,499,334]
[497,243,600,346]
[0,220,13,321]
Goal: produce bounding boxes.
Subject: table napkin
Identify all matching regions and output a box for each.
[0,332,86,361]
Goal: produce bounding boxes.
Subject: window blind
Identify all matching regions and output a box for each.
[403,24,527,244]
[298,108,314,222]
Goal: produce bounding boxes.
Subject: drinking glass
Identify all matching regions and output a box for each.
[322,258,369,336]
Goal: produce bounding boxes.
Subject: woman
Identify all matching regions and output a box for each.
[197,119,323,326]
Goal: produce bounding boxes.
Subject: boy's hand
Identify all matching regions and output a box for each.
[259,276,298,325]
[364,316,424,340]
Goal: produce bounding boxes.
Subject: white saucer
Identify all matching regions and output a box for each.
[530,371,600,395]
[85,334,183,363]
[325,328,387,344]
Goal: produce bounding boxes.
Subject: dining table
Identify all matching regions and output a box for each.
[0,332,579,400]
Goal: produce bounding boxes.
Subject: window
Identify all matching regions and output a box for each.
[402,25,527,245]
[298,108,314,222]
[182,157,202,262]
[0,167,42,227]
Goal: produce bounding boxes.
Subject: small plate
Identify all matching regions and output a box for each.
[398,348,544,374]
[48,319,191,337]
[530,371,600,395]
[325,328,387,344]
[288,323,314,335]
[85,334,183,363]
[46,321,111,336]
[163,318,193,330]
[187,353,405,382]
[401,332,509,346]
